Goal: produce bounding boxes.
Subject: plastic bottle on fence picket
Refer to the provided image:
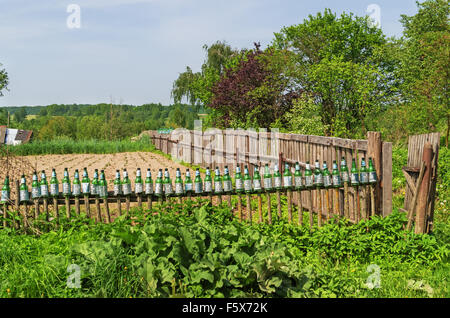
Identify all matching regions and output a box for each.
[40,171,49,198]
[184,169,193,194]
[253,166,262,193]
[81,168,90,195]
[73,169,81,197]
[235,166,243,193]
[50,169,59,197]
[340,157,349,184]
[273,164,282,190]
[360,158,369,185]
[91,169,99,196]
[20,174,29,202]
[145,169,153,195]
[122,169,131,196]
[243,166,252,193]
[62,168,71,197]
[155,169,163,197]
[283,163,293,189]
[304,162,313,189]
[1,176,10,204]
[313,160,323,188]
[135,168,143,195]
[332,160,341,188]
[322,161,332,189]
[31,172,40,199]
[351,159,359,186]
[263,164,273,191]
[175,168,184,196]
[194,168,202,194]
[99,170,108,198]
[214,167,223,194]
[113,170,122,196]
[204,168,212,194]
[164,168,173,196]
[223,166,232,193]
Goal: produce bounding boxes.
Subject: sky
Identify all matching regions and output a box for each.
[0,0,420,107]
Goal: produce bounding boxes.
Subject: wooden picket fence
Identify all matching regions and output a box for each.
[147,129,393,220]
[0,173,380,231]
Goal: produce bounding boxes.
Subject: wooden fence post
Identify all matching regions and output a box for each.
[415,143,433,234]
[382,142,393,216]
[367,132,382,215]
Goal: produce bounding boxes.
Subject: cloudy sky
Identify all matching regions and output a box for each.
[0,0,419,107]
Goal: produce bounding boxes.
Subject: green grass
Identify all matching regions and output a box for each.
[4,135,156,156]
[0,200,448,298]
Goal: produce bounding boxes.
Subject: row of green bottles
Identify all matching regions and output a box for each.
[1,160,378,202]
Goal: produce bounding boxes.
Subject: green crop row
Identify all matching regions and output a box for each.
[3,135,156,156]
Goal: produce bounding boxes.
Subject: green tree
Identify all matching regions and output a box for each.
[38,116,77,140]
[14,107,27,123]
[171,41,239,111]
[397,0,449,145]
[271,9,395,137]
[0,63,8,97]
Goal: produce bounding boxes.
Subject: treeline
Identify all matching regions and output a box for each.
[172,0,449,146]
[0,103,201,141]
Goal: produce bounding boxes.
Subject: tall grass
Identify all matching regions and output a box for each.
[5,135,156,156]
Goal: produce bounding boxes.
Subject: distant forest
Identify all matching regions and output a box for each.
[0,103,205,141]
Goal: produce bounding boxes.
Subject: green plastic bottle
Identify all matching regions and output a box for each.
[145,169,153,195]
[98,170,107,198]
[19,174,29,202]
[313,160,323,188]
[332,160,341,188]
[294,162,303,190]
[175,168,184,196]
[350,159,359,186]
[235,166,243,193]
[31,171,40,199]
[340,157,350,184]
[273,164,282,190]
[214,167,223,194]
[135,168,143,194]
[62,168,71,197]
[223,166,232,193]
[283,163,293,189]
[1,175,10,203]
[368,158,378,184]
[155,169,163,197]
[91,169,99,196]
[184,169,193,194]
[322,162,332,189]
[253,166,262,192]
[164,168,173,196]
[204,167,212,193]
[50,168,59,197]
[73,169,81,197]
[194,168,202,194]
[113,170,122,196]
[81,168,90,195]
[243,165,252,193]
[122,169,131,196]
[304,161,313,189]
[360,158,369,185]
[263,164,273,191]
[40,170,49,198]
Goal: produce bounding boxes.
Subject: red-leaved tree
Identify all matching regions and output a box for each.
[209,43,299,128]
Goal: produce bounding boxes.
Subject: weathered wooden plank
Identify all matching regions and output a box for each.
[382,142,393,216]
